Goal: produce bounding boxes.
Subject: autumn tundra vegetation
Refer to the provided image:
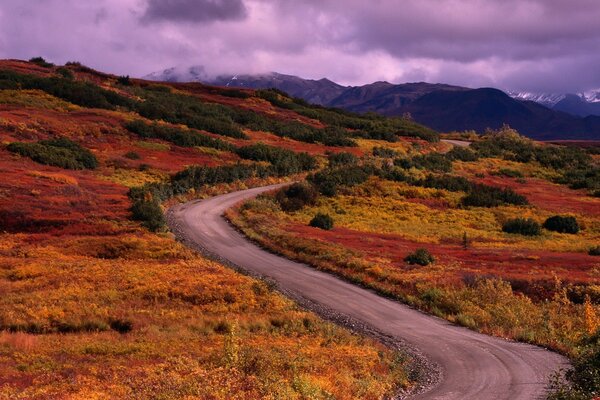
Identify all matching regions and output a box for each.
[0,58,419,399]
[0,57,599,399]
[228,127,600,399]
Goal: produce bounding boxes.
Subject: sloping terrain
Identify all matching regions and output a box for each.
[0,59,436,399]
[147,67,600,140]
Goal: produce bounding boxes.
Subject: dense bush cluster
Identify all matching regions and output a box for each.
[236,143,316,175]
[133,89,247,139]
[124,120,235,151]
[372,146,399,158]
[7,137,98,170]
[308,166,372,196]
[502,218,541,236]
[0,69,132,110]
[328,152,358,167]
[472,128,599,195]
[309,213,334,230]
[415,174,474,192]
[461,184,529,208]
[376,165,528,207]
[275,182,318,212]
[130,199,165,232]
[548,337,600,400]
[543,215,580,234]
[404,248,435,266]
[395,153,452,173]
[447,146,479,162]
[29,57,54,68]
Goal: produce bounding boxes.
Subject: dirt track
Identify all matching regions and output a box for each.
[169,184,568,400]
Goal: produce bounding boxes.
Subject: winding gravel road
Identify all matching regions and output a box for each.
[169,184,568,399]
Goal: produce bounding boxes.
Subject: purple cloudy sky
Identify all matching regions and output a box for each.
[1,0,599,92]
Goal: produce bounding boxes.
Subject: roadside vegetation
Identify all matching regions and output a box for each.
[0,59,414,399]
[229,126,600,400]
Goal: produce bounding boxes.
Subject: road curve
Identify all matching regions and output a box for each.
[169,184,568,400]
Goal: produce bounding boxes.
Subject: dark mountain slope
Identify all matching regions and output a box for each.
[401,88,600,140]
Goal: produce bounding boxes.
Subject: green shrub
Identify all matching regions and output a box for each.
[548,342,600,399]
[495,168,524,178]
[543,216,580,234]
[130,199,165,232]
[308,166,372,196]
[7,137,98,170]
[275,182,318,212]
[395,153,452,173]
[502,218,541,236]
[415,174,473,192]
[372,146,398,158]
[236,143,316,175]
[29,57,54,68]
[0,69,133,110]
[124,120,235,151]
[56,67,74,80]
[328,152,358,167]
[309,213,334,230]
[404,248,435,266]
[124,151,141,160]
[447,146,479,162]
[462,184,528,207]
[116,75,132,86]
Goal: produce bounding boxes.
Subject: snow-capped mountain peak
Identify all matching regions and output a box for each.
[581,89,600,103]
[507,91,566,108]
[143,65,208,83]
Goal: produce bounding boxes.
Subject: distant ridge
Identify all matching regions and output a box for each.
[145,66,600,140]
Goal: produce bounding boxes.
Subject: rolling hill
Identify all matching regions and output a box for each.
[146,67,600,140]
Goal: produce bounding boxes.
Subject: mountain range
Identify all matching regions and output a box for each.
[144,66,600,140]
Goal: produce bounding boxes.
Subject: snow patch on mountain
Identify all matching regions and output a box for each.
[143,66,209,83]
[581,89,600,103]
[507,91,566,107]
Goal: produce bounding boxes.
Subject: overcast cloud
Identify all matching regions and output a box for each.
[0,0,599,92]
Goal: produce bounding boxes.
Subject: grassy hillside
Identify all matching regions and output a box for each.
[0,59,432,399]
[228,127,600,399]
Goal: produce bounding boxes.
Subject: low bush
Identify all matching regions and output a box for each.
[589,246,600,256]
[328,152,358,167]
[0,69,133,110]
[130,199,165,232]
[447,146,479,162]
[236,143,316,175]
[124,151,141,160]
[109,318,133,334]
[275,182,318,212]
[395,153,452,173]
[117,75,132,86]
[494,168,524,178]
[548,341,600,400]
[29,57,54,68]
[372,146,398,158]
[462,184,528,207]
[56,67,74,80]
[124,120,235,151]
[502,218,541,236]
[308,166,372,196]
[415,174,474,192]
[309,213,334,230]
[543,216,580,234]
[7,137,98,170]
[404,248,435,266]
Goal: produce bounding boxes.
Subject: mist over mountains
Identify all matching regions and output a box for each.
[145,66,600,140]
